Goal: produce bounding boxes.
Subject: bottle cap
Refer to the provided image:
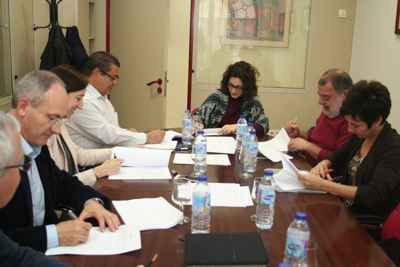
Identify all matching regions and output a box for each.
[249,128,256,135]
[197,175,208,182]
[196,129,204,135]
[278,263,293,267]
[263,169,274,177]
[239,112,244,117]
[295,212,307,221]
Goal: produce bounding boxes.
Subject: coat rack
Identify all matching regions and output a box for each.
[33,0,66,31]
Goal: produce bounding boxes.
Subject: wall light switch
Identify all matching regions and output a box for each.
[338,9,347,18]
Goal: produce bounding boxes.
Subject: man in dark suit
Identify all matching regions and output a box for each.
[0,71,120,252]
[0,111,68,266]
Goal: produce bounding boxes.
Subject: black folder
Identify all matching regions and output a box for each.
[184,232,269,267]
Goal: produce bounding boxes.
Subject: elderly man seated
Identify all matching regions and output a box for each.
[0,71,120,252]
[0,111,69,266]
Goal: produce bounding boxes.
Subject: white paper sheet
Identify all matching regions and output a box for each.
[173,153,231,166]
[112,147,172,167]
[45,225,141,256]
[273,156,325,194]
[113,197,183,231]
[203,128,222,136]
[109,166,172,180]
[179,182,253,207]
[143,130,180,150]
[258,128,292,162]
[205,136,237,154]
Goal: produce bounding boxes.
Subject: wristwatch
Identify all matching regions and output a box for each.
[84,197,105,207]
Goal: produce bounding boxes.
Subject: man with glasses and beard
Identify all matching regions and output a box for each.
[286,69,353,165]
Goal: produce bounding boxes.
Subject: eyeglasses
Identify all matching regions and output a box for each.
[228,82,243,91]
[100,69,119,82]
[4,156,32,173]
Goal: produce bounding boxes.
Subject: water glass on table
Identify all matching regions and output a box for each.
[171,177,192,224]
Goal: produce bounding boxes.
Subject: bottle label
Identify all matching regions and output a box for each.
[284,229,309,260]
[195,141,206,155]
[192,192,210,213]
[258,184,275,205]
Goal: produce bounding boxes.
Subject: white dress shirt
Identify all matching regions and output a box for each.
[65,84,147,149]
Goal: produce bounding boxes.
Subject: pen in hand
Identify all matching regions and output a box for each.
[146,253,158,267]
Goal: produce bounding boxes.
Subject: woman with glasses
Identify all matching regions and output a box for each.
[298,80,400,220]
[47,65,121,186]
[198,61,269,137]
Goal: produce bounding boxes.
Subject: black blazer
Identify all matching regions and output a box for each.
[330,122,400,219]
[0,146,110,252]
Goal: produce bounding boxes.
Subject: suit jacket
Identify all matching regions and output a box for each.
[330,122,400,219]
[0,230,69,267]
[0,146,110,252]
[47,123,112,186]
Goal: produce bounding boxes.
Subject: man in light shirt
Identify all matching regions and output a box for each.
[65,51,165,149]
[1,71,120,252]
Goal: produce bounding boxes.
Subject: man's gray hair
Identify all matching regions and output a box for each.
[0,112,20,176]
[12,70,65,108]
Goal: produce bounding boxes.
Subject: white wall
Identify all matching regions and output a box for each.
[350,0,400,130]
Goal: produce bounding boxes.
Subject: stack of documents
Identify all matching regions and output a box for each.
[173,153,231,166]
[203,128,222,136]
[177,182,253,207]
[206,136,236,154]
[110,147,172,180]
[144,130,181,150]
[113,197,183,231]
[273,155,325,194]
[258,128,292,162]
[46,225,141,256]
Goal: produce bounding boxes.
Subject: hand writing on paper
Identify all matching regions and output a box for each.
[146,130,165,144]
[79,200,121,232]
[56,220,92,246]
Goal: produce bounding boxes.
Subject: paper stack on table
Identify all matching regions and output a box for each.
[203,128,222,136]
[45,225,141,256]
[173,153,231,166]
[110,147,172,180]
[258,128,292,162]
[144,130,181,150]
[178,182,253,207]
[206,136,236,154]
[113,197,183,231]
[273,155,325,194]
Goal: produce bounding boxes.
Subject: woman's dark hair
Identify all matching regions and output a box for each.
[51,65,88,93]
[340,80,391,128]
[220,61,259,99]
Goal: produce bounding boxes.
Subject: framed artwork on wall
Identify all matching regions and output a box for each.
[396,0,400,34]
[222,0,292,47]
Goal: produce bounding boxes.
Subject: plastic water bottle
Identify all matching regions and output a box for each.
[191,175,211,233]
[283,212,310,266]
[255,169,275,229]
[236,113,247,151]
[192,129,207,177]
[244,127,258,174]
[182,110,193,148]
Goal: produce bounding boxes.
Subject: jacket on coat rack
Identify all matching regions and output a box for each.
[66,26,88,69]
[39,26,72,70]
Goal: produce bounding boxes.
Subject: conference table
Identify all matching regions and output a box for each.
[54,149,395,267]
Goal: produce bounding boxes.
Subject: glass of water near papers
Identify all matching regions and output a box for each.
[171,177,192,224]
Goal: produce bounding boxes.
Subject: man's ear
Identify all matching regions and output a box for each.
[15,97,31,118]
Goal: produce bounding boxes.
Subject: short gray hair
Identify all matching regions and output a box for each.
[0,112,20,176]
[12,70,65,108]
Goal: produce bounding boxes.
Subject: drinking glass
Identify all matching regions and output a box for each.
[171,177,192,224]
[250,176,260,222]
[192,113,204,133]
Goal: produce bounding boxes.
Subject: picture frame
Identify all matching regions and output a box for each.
[396,0,400,34]
[222,0,292,47]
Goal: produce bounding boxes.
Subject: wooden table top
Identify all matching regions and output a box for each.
[53,152,395,267]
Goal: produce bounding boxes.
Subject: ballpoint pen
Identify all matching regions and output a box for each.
[145,253,158,267]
